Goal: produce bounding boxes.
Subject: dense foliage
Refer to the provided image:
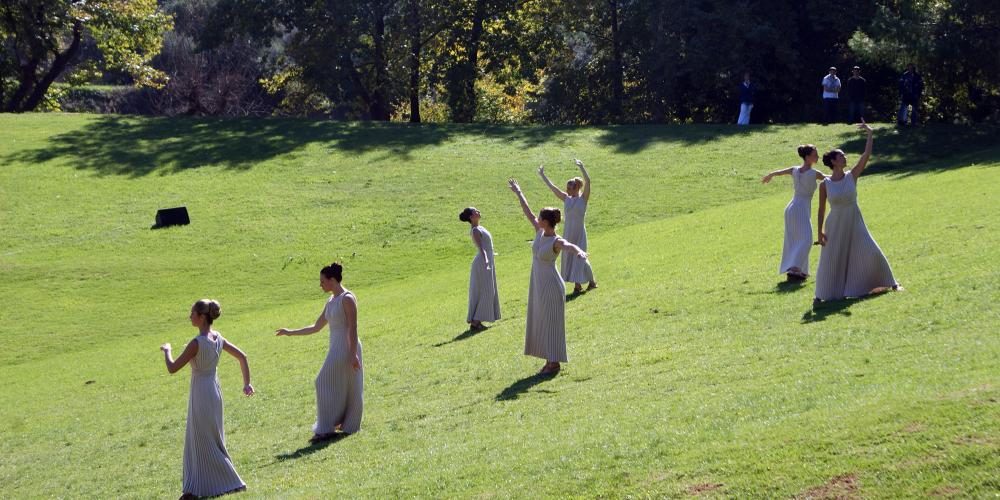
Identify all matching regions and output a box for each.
[2,0,997,122]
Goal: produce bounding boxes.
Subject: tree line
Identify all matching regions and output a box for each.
[2,0,998,123]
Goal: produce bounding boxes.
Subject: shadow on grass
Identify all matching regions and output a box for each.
[495,372,557,401]
[0,117,792,177]
[801,292,887,323]
[273,433,348,462]
[434,326,489,347]
[835,124,1000,179]
[774,280,807,294]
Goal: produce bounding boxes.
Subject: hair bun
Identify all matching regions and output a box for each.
[208,301,222,320]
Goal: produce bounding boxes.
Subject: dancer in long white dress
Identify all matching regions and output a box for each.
[160,299,254,500]
[508,178,589,375]
[814,120,901,304]
[459,207,501,330]
[276,263,363,442]
[538,159,598,293]
[762,145,826,280]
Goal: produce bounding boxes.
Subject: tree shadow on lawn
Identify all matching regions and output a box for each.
[2,116,586,177]
[273,433,349,462]
[800,292,887,323]
[495,372,558,401]
[594,123,778,154]
[835,124,1000,179]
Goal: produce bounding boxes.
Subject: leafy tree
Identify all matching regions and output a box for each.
[0,0,171,112]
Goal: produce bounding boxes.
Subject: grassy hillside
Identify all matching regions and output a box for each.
[1,114,997,497]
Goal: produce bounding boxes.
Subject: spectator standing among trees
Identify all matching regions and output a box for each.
[821,67,842,125]
[737,71,755,125]
[898,64,924,126]
[846,66,867,123]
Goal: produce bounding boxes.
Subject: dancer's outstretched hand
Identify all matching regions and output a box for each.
[537,165,545,176]
[508,178,521,193]
[275,328,291,336]
[160,343,171,352]
[575,158,585,168]
[761,173,773,184]
[858,118,872,133]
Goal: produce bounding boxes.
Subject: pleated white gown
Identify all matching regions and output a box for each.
[467,226,501,322]
[183,334,245,497]
[561,196,595,283]
[314,291,364,434]
[814,174,898,300]
[779,166,820,275]
[524,231,568,362]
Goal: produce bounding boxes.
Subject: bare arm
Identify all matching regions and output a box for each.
[553,238,589,259]
[222,340,255,395]
[275,310,327,336]
[850,120,874,180]
[508,178,541,231]
[575,159,592,201]
[761,167,795,183]
[537,166,567,200]
[816,183,828,246]
[471,227,491,270]
[342,295,361,372]
[161,339,198,374]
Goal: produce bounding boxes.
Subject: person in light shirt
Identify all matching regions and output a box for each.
[821,66,841,125]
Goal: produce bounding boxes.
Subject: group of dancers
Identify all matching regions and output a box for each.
[158,161,598,498]
[762,120,900,303]
[158,125,901,497]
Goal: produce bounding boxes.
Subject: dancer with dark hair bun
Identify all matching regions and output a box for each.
[459,207,501,330]
[762,144,826,281]
[508,178,589,375]
[275,263,363,442]
[814,120,900,304]
[538,159,598,293]
[160,299,253,500]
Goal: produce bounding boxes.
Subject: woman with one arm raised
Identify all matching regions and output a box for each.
[762,144,826,281]
[275,262,363,442]
[814,120,901,304]
[509,178,589,375]
[538,159,598,293]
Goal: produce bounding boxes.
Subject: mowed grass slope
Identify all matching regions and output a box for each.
[0,114,997,497]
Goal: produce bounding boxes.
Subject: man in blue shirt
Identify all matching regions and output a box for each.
[821,66,841,125]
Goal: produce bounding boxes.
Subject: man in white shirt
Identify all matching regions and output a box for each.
[821,66,841,125]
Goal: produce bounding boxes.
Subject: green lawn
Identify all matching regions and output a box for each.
[1,113,997,498]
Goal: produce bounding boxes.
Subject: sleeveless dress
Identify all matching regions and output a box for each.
[561,196,595,284]
[778,166,820,275]
[467,226,501,322]
[314,291,364,434]
[814,174,898,300]
[182,334,245,497]
[524,231,568,362]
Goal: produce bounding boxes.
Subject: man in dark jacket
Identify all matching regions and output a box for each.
[846,66,867,123]
[737,71,755,125]
[898,64,924,126]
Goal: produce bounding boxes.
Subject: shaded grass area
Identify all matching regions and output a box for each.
[0,115,998,497]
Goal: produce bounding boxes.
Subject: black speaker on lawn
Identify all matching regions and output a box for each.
[154,206,190,228]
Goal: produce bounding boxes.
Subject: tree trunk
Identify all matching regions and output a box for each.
[452,0,485,122]
[4,56,40,112]
[408,0,422,123]
[370,2,391,121]
[609,0,624,122]
[19,20,83,112]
